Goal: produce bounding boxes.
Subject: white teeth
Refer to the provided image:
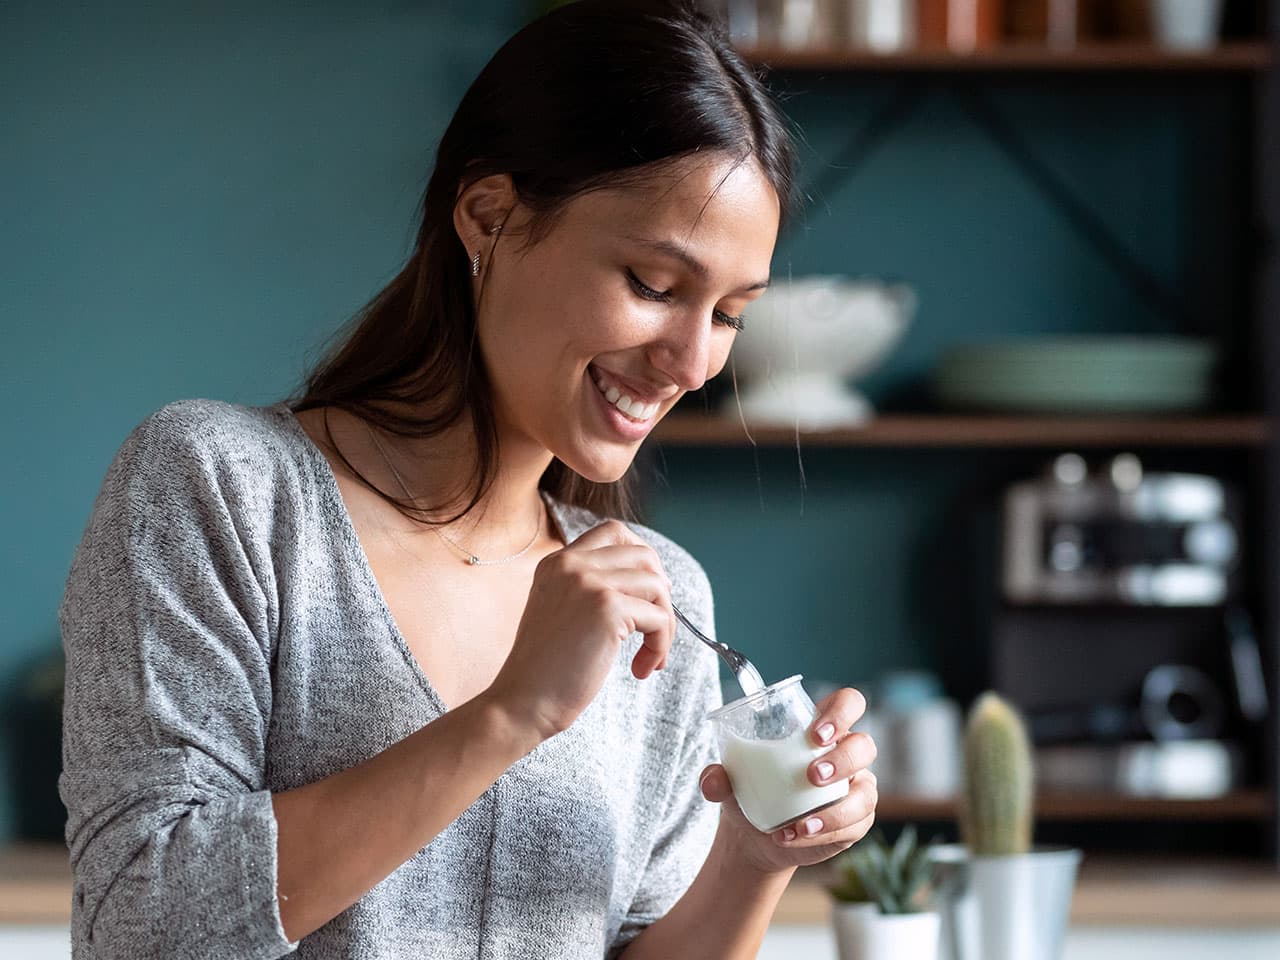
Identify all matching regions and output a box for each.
[592,368,659,422]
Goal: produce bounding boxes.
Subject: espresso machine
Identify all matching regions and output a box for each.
[991,452,1268,798]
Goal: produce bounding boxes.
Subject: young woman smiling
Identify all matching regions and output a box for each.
[58,2,878,957]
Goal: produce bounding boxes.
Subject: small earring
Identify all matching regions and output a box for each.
[470,252,481,277]
[488,222,503,235]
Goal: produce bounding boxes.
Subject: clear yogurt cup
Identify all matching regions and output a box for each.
[707,674,849,833]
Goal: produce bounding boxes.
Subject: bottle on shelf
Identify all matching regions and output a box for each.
[917,0,1003,52]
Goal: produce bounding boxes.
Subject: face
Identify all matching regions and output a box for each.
[473,154,780,482]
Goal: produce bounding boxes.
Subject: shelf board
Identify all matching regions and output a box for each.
[736,41,1272,73]
[650,413,1272,448]
[876,788,1274,822]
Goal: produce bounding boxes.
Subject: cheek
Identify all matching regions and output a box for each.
[572,291,665,355]
[707,335,737,379]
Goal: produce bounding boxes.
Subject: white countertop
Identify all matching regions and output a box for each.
[5,923,1280,960]
[758,924,1280,960]
[6,842,1280,958]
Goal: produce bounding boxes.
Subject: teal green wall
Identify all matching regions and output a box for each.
[1,3,1249,840]
[0,0,528,841]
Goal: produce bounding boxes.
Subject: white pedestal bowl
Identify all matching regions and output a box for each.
[725,276,916,429]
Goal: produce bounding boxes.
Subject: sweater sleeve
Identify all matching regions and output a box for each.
[58,405,298,959]
[606,562,723,958]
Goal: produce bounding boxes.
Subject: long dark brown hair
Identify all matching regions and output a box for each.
[285,0,797,527]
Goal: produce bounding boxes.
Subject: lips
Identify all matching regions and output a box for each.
[586,376,651,442]
[588,364,675,406]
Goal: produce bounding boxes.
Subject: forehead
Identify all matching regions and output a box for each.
[565,155,780,273]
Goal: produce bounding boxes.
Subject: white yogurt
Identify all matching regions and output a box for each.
[722,726,850,833]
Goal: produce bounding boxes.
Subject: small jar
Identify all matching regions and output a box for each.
[708,675,849,833]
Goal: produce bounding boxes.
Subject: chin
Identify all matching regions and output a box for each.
[557,446,638,486]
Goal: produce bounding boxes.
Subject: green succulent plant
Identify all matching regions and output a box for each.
[830,825,941,914]
[959,691,1035,856]
[828,851,873,904]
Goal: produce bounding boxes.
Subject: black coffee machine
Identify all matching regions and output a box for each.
[990,452,1268,797]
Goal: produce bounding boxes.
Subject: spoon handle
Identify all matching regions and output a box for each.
[671,602,765,695]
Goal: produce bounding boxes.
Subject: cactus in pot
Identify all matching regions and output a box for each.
[932,691,1081,960]
[959,691,1034,856]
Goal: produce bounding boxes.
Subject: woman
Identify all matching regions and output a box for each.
[59,1,878,957]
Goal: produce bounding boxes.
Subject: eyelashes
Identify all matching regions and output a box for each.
[625,268,745,331]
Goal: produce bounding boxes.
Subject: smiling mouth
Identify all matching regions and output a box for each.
[589,365,662,423]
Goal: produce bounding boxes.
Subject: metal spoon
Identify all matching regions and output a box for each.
[671,601,765,696]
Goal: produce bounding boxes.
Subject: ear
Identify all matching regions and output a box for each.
[453,174,516,259]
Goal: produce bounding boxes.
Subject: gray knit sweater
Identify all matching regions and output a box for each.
[58,399,723,960]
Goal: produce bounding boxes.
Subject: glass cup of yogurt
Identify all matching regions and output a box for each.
[708,674,849,833]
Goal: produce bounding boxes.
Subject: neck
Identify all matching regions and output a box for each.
[359,407,557,554]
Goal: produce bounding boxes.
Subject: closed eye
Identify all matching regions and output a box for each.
[626,268,746,331]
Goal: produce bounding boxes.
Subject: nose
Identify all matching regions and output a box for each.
[646,307,717,393]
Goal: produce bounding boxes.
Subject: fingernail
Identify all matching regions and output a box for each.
[816,761,835,782]
[816,723,835,743]
[802,817,822,836]
[782,827,797,842]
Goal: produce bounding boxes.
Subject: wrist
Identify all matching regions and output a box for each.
[711,822,797,885]
[470,688,555,758]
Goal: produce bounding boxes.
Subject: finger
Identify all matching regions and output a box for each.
[699,764,732,803]
[551,541,672,601]
[774,769,877,846]
[823,808,878,849]
[577,543,671,588]
[593,569,670,606]
[807,730,878,787]
[778,814,878,851]
[583,568,672,674]
[557,525,676,672]
[609,593,673,680]
[809,687,868,747]
[565,519,650,552]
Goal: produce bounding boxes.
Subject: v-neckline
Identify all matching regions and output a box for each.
[273,401,574,716]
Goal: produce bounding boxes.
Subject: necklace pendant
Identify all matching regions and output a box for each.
[466,554,480,565]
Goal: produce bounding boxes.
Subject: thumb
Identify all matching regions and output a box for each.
[699,764,733,803]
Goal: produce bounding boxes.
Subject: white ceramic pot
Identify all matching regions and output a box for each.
[832,901,879,959]
[725,276,916,429]
[834,906,941,960]
[847,0,917,52]
[929,844,1082,960]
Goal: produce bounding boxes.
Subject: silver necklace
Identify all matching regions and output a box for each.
[363,420,544,566]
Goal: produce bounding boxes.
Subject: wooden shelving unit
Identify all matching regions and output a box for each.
[652,413,1272,448]
[876,788,1274,822]
[677,14,1280,867]
[736,42,1272,73]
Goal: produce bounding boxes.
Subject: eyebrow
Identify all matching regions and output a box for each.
[626,236,770,292]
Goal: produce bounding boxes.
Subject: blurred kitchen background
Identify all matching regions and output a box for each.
[3,0,1280,956]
